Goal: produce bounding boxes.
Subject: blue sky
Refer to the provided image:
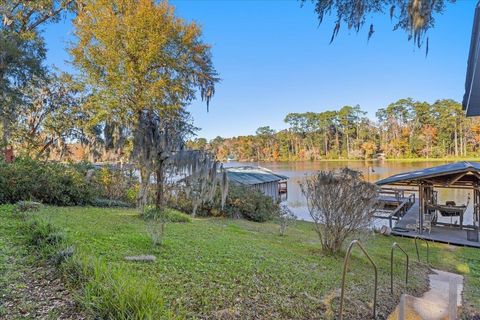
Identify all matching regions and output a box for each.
[42,0,477,140]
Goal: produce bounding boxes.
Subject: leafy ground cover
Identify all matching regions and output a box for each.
[0,205,479,319]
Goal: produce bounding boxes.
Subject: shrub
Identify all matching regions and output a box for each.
[14,200,42,213]
[0,158,95,206]
[91,198,133,208]
[168,185,279,222]
[143,208,168,246]
[301,168,378,255]
[92,166,138,204]
[277,203,297,236]
[224,185,279,222]
[163,209,192,223]
[126,185,139,205]
[52,246,75,267]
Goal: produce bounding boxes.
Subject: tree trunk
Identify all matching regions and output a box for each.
[323,133,328,156]
[138,167,151,213]
[155,161,165,209]
[454,121,458,157]
[346,132,350,158]
[1,112,8,149]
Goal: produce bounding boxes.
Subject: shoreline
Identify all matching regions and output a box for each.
[228,158,480,164]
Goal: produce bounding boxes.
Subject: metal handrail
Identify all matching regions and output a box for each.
[390,242,409,294]
[414,236,430,263]
[339,240,378,319]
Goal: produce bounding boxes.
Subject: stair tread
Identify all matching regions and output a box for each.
[387,269,464,320]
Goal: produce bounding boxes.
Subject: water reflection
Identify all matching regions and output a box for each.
[226,160,475,226]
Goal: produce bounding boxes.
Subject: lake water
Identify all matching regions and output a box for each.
[226,160,476,227]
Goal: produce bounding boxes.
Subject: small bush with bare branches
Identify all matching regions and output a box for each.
[301,168,378,255]
[278,203,296,236]
[144,208,168,246]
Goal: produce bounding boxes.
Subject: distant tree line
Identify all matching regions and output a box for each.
[187,99,480,161]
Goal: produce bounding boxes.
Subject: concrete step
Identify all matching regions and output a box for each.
[388,269,463,320]
[389,294,449,320]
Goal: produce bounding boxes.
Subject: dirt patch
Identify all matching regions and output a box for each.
[0,258,86,320]
[462,305,480,320]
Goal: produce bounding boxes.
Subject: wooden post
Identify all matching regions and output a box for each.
[419,184,424,235]
[475,187,480,231]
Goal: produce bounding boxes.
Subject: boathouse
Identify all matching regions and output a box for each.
[376,161,480,247]
[225,166,288,201]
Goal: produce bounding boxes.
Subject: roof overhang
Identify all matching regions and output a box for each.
[376,161,480,188]
[225,166,288,185]
[463,1,480,116]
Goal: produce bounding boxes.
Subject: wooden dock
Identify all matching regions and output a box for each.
[391,203,480,248]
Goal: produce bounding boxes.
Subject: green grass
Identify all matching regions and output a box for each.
[0,205,36,318]
[1,205,479,319]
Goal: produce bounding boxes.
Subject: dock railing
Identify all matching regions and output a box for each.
[375,188,416,228]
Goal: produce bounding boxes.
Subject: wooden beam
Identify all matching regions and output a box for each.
[446,173,467,186]
[470,171,480,181]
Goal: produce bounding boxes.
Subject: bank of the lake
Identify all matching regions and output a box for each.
[228,157,480,163]
[1,205,479,319]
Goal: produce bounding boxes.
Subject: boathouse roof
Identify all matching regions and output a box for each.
[376,161,480,188]
[225,166,288,185]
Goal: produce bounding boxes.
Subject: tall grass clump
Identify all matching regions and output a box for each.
[62,256,172,320]
[21,218,68,259]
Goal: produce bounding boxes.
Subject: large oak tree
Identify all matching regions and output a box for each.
[71,0,224,210]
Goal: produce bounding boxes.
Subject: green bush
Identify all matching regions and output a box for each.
[169,185,279,222]
[126,185,139,204]
[91,166,138,205]
[224,185,279,222]
[0,158,95,206]
[164,208,191,222]
[14,200,42,213]
[91,198,133,208]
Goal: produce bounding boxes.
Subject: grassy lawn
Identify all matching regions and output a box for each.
[1,205,479,319]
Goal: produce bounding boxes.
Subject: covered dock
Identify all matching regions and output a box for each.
[376,162,480,247]
[225,166,288,201]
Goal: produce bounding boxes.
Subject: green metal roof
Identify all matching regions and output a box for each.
[225,166,288,185]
